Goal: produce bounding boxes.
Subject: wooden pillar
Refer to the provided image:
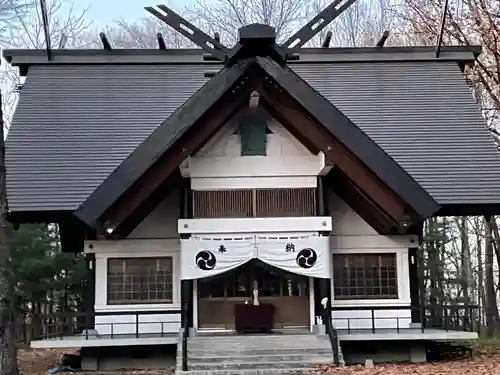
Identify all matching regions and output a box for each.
[409,247,419,322]
[84,253,96,328]
[181,280,193,329]
[180,179,194,329]
[417,247,426,328]
[314,176,331,319]
[314,278,331,320]
[316,176,326,216]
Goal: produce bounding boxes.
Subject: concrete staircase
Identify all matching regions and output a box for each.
[176,333,337,375]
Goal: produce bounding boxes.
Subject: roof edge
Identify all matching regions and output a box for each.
[3,45,481,73]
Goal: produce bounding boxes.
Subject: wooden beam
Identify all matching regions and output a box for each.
[376,30,390,47]
[157,33,167,49]
[99,32,112,50]
[251,74,407,222]
[145,5,228,61]
[282,0,359,48]
[256,57,440,220]
[435,0,449,58]
[327,168,398,234]
[102,81,253,233]
[111,171,183,237]
[40,0,52,60]
[322,31,332,48]
[75,59,255,229]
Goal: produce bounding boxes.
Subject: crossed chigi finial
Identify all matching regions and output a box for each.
[143,0,360,64]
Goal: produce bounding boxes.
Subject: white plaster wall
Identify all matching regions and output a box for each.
[84,239,181,336]
[197,116,311,158]
[128,190,180,239]
[186,116,327,190]
[329,192,416,330]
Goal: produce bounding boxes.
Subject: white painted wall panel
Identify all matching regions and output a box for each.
[329,192,413,330]
[85,239,182,336]
[128,190,180,239]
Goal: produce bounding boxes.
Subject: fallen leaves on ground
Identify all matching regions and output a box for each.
[19,348,76,375]
[18,348,174,375]
[19,344,500,375]
[316,345,500,375]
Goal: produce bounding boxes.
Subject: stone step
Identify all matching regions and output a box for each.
[180,334,335,374]
[188,347,332,356]
[189,334,328,343]
[176,368,320,375]
[188,353,333,363]
[188,338,330,350]
[189,359,328,371]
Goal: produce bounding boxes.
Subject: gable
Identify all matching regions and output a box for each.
[68,54,440,237]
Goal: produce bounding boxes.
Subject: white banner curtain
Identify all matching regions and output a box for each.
[180,234,331,280]
[255,235,331,279]
[180,237,256,280]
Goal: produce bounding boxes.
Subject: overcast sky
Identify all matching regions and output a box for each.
[71,0,194,27]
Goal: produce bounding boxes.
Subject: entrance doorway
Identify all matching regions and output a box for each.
[197,260,310,330]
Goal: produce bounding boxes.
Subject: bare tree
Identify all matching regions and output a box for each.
[1,0,91,128]
[324,0,397,47]
[0,3,36,375]
[185,0,319,44]
[394,0,500,127]
[0,83,15,375]
[391,0,500,335]
[95,17,192,49]
[107,0,399,50]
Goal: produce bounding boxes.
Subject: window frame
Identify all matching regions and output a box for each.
[332,253,399,300]
[106,256,174,305]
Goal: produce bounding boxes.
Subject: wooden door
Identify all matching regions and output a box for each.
[197,260,310,330]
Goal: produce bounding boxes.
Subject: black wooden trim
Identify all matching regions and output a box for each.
[408,247,419,322]
[74,58,256,229]
[327,168,399,234]
[316,176,325,216]
[110,171,183,238]
[181,280,193,328]
[437,203,500,217]
[58,216,86,253]
[7,210,75,224]
[255,56,441,221]
[315,277,331,318]
[84,253,96,328]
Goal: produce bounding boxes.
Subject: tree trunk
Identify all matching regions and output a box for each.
[459,217,470,312]
[488,217,500,272]
[485,216,499,337]
[476,220,486,328]
[0,93,18,375]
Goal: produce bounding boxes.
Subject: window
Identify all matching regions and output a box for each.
[333,254,398,299]
[193,188,316,218]
[107,257,173,304]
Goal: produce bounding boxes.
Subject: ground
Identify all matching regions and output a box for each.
[18,343,500,375]
[318,342,500,374]
[18,348,174,375]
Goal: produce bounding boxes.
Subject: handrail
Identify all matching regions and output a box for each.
[322,300,339,366]
[181,300,189,371]
[20,309,183,342]
[325,304,479,334]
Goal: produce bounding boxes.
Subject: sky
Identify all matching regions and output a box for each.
[68,0,195,28]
